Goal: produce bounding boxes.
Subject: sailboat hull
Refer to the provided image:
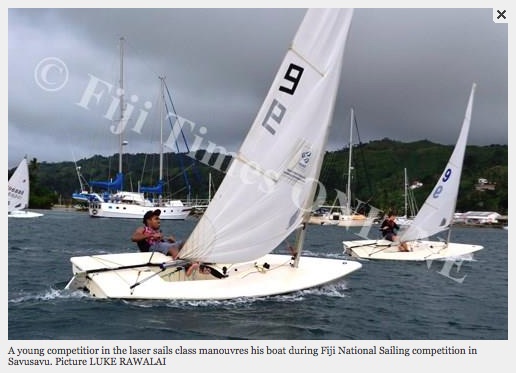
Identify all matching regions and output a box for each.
[8,210,44,218]
[343,239,483,261]
[309,214,375,227]
[66,252,362,300]
[88,202,191,220]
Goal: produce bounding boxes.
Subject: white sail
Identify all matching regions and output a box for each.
[399,83,476,242]
[180,9,354,263]
[8,158,30,213]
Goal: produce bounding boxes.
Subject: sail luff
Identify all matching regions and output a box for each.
[293,9,354,266]
[180,9,354,263]
[399,83,476,242]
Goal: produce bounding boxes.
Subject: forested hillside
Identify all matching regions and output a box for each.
[12,139,507,214]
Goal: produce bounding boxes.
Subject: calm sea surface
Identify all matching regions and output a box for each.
[8,209,508,340]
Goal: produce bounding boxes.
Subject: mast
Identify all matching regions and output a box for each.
[404,168,408,217]
[208,172,212,202]
[25,157,30,209]
[118,36,125,176]
[346,107,354,215]
[159,77,165,184]
[75,165,86,192]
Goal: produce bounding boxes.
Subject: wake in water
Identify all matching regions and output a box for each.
[8,286,88,304]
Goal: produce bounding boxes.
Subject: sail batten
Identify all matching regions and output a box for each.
[180,9,354,263]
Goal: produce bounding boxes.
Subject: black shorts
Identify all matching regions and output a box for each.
[384,232,395,241]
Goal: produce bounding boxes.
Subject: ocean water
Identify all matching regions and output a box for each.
[8,210,508,340]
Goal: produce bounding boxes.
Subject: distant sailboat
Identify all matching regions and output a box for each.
[396,168,422,227]
[71,160,103,208]
[343,84,483,261]
[87,39,191,220]
[66,8,362,300]
[309,108,377,227]
[8,158,44,218]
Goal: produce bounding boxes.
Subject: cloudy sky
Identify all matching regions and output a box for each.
[6,6,508,168]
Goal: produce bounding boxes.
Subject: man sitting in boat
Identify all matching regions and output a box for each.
[131,209,184,258]
[381,212,410,252]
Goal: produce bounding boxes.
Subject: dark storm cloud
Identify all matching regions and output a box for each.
[7,8,508,167]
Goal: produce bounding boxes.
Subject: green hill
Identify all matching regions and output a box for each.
[319,139,507,215]
[11,139,507,214]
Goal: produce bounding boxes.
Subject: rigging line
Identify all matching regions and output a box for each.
[160,162,196,197]
[368,243,394,256]
[163,80,203,189]
[423,243,449,259]
[240,257,293,279]
[139,83,162,185]
[352,109,374,201]
[86,250,161,271]
[164,81,190,153]
[129,266,183,291]
[163,98,191,193]
[345,240,388,250]
[168,185,189,198]
[166,162,195,182]
[79,262,163,276]
[161,83,183,155]
[162,81,198,188]
[139,153,150,186]
[79,258,190,276]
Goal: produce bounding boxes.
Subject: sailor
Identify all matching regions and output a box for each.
[380,212,410,252]
[131,209,184,258]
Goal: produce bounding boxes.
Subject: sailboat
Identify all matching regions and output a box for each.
[87,39,191,220]
[309,108,377,227]
[343,83,484,261]
[395,168,422,227]
[71,160,103,210]
[190,172,215,216]
[8,158,44,218]
[65,8,362,300]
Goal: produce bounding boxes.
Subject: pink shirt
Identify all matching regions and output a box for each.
[143,226,161,245]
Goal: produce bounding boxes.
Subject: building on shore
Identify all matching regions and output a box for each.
[453,211,502,225]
